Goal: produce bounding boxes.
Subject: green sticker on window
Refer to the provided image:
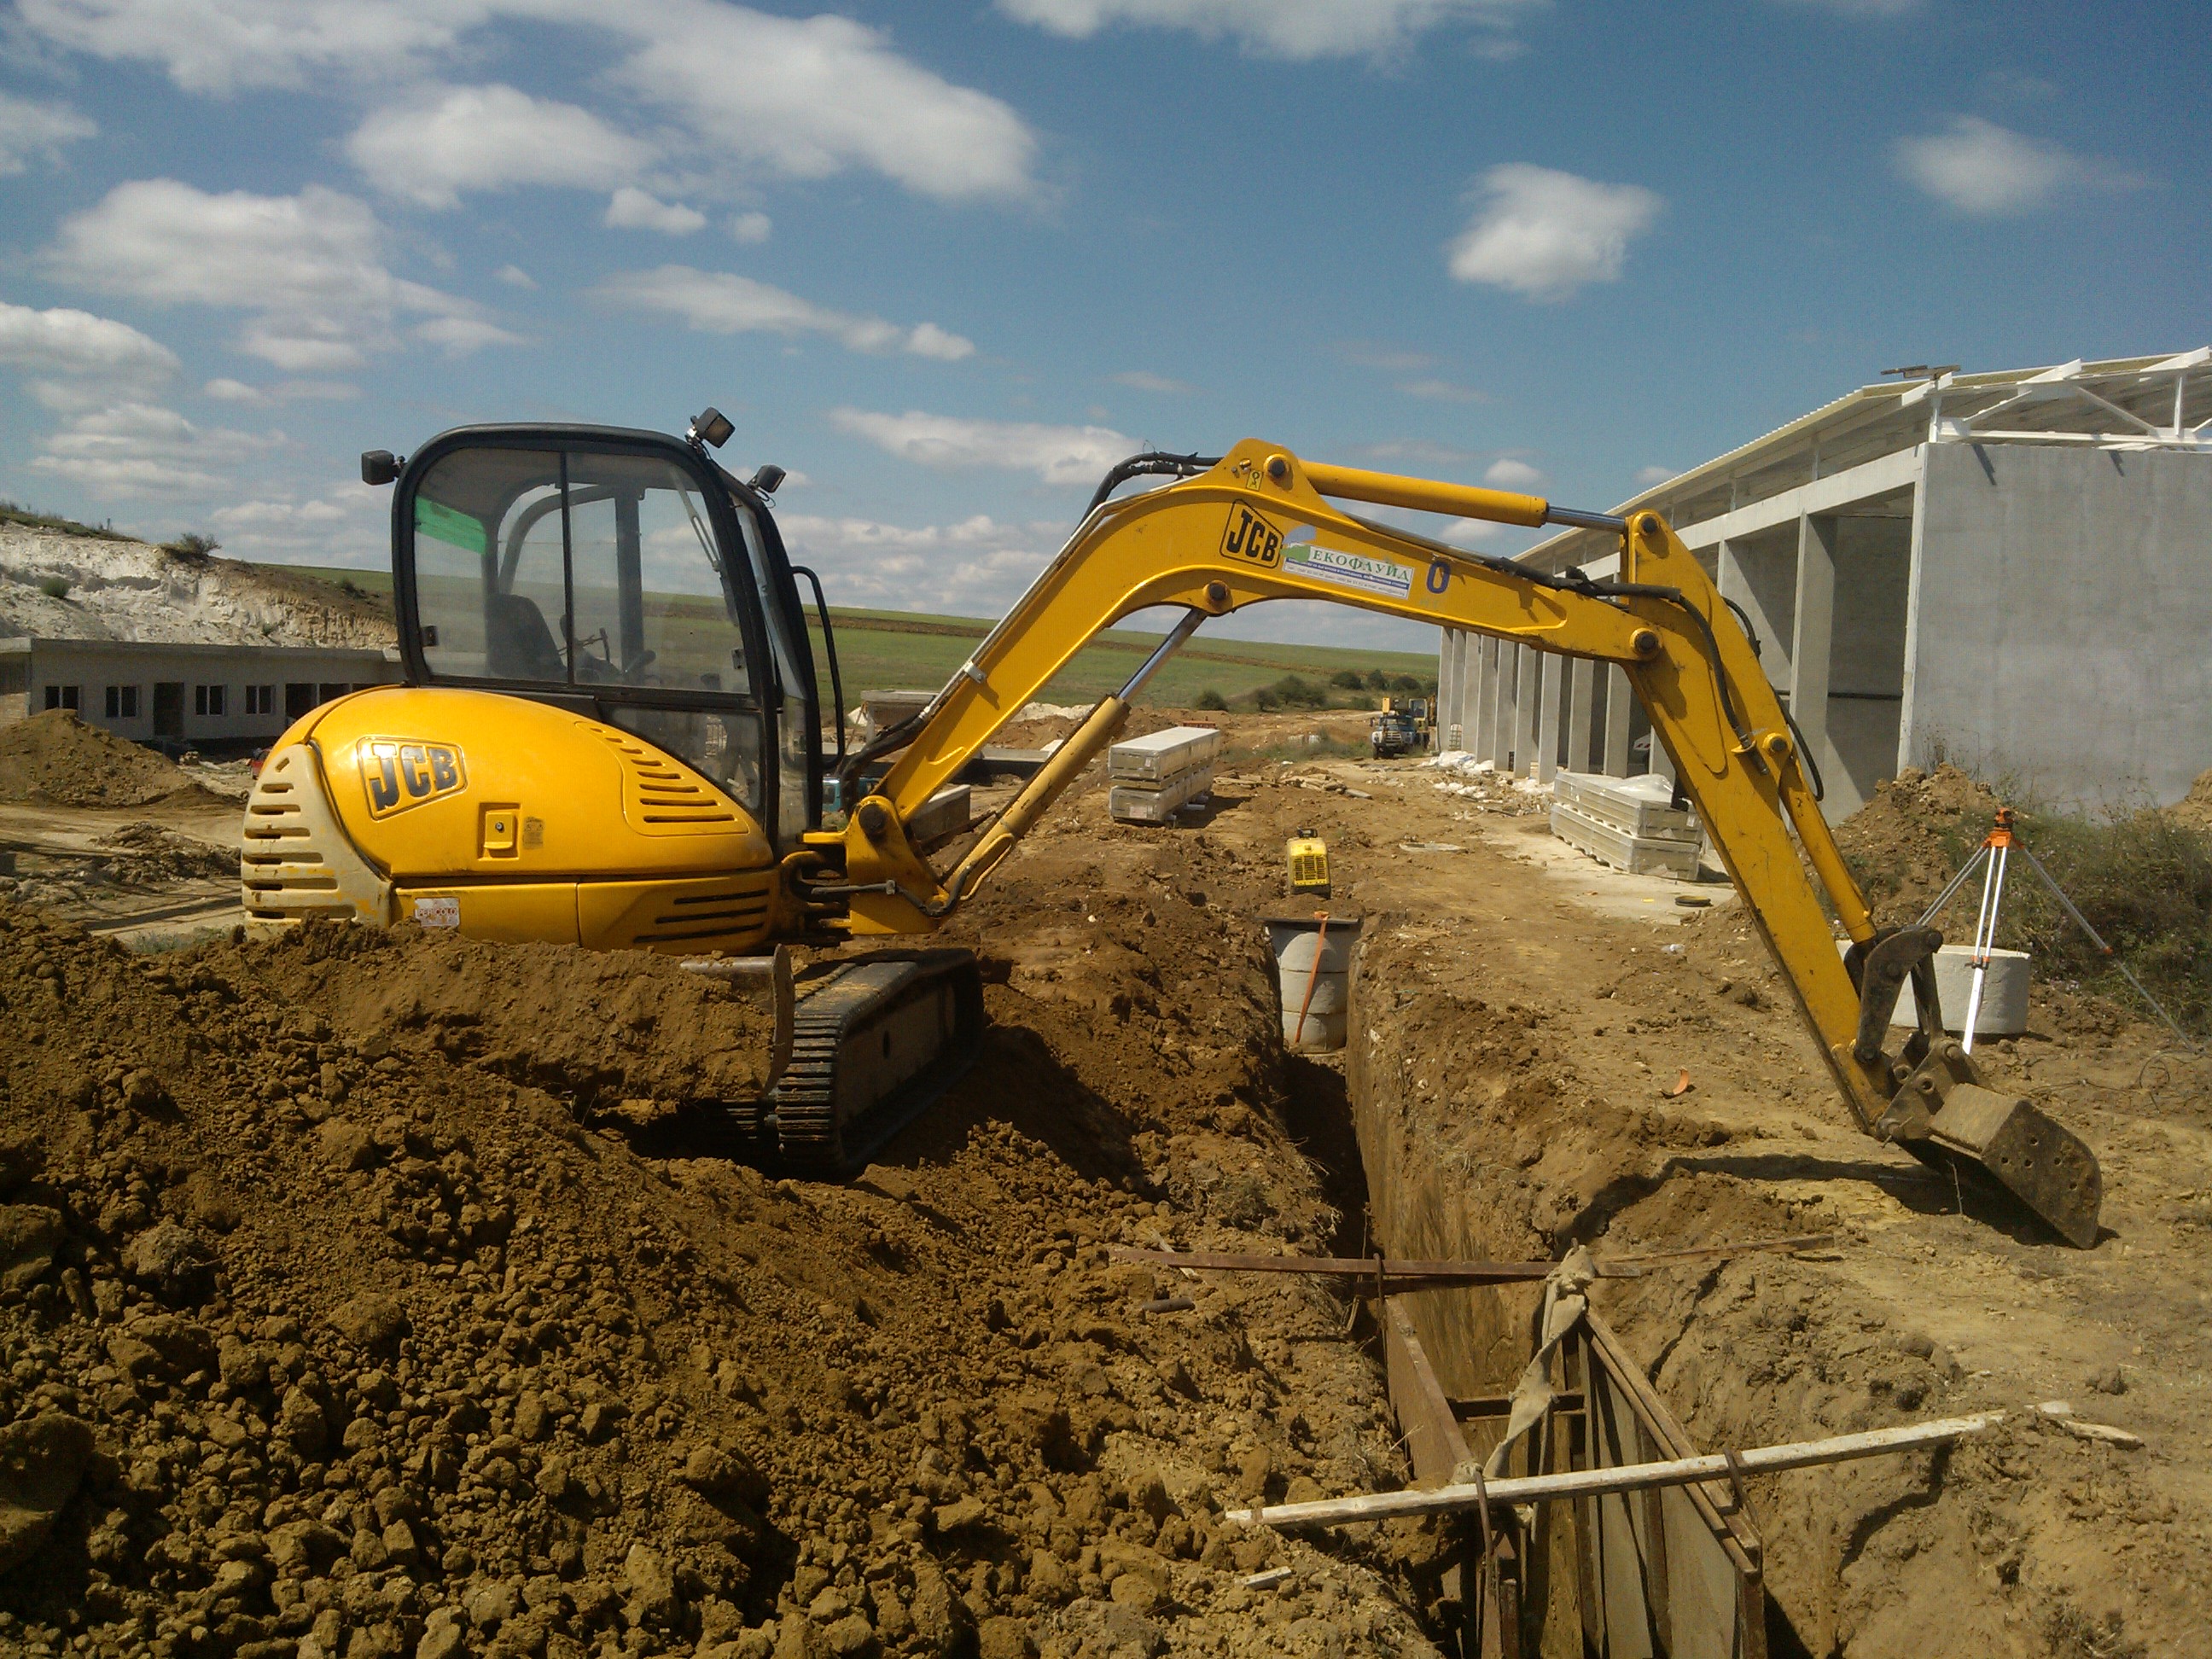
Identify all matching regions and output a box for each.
[415,496,487,555]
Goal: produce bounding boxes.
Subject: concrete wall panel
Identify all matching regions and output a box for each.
[1906,445,2212,807]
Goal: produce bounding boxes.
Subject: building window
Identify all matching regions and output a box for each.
[194,684,227,717]
[104,685,142,719]
[0,660,24,696]
[246,684,276,716]
[317,683,348,705]
[44,684,79,712]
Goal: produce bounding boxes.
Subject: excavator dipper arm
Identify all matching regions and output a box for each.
[803,439,2100,1244]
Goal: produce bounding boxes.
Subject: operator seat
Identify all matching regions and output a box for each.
[486,592,567,682]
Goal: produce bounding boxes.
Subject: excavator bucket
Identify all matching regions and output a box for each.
[1906,1085,2103,1248]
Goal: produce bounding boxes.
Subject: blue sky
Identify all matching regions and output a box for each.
[0,0,2204,650]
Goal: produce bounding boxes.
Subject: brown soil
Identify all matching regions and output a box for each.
[1333,760,2212,1659]
[1830,764,2000,928]
[0,713,220,810]
[0,732,1446,1659]
[5,709,2205,1659]
[2165,767,2212,833]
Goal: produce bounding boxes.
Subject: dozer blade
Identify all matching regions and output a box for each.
[767,949,985,1177]
[1902,1084,2103,1248]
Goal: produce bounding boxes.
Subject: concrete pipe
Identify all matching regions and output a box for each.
[1267,915,1363,1052]
[1840,940,2032,1037]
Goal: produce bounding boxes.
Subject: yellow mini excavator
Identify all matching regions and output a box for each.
[241,410,2101,1244]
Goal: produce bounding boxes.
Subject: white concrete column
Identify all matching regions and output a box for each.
[1566,658,1596,773]
[1792,513,1855,810]
[1511,644,1540,777]
[1718,533,1796,690]
[1603,665,1633,777]
[1470,637,1496,761]
[1535,651,1564,783]
[1490,642,1517,769]
[1436,630,1464,752]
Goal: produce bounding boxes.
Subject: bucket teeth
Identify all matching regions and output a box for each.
[1916,1083,2103,1248]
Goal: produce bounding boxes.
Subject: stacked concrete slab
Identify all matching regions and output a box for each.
[1108,725,1220,824]
[1549,770,1706,879]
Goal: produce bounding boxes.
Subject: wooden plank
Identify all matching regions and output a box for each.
[1565,1335,1606,1658]
[1383,1297,1475,1486]
[1584,1313,1764,1575]
[1225,1412,2003,1527]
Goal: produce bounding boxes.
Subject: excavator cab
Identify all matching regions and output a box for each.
[387,418,833,853]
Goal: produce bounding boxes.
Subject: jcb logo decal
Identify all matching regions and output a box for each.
[360,738,467,818]
[1220,504,1283,567]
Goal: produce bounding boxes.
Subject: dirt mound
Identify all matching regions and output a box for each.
[0,712,218,809]
[1833,763,2000,927]
[2167,765,2212,832]
[0,809,1436,1657]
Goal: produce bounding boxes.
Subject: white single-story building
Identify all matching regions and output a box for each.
[0,637,402,750]
[1435,350,2212,813]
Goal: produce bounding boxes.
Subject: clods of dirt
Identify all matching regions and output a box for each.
[0,802,1445,1659]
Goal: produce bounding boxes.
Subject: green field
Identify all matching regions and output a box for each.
[265,565,1438,711]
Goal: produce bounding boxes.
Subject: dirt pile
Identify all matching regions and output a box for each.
[2166,765,2212,832]
[1833,764,2000,927]
[0,713,220,810]
[0,804,1441,1658]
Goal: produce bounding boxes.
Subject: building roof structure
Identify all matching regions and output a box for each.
[1524,347,2212,572]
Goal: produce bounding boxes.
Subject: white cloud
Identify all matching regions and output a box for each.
[1772,0,1919,15]
[778,511,1061,613]
[1633,463,1677,487]
[495,264,538,289]
[605,187,707,235]
[608,3,1038,201]
[0,300,179,383]
[30,400,280,495]
[1447,164,1662,300]
[998,0,1539,60]
[0,91,97,173]
[1482,457,1544,489]
[348,84,656,209]
[830,408,1129,486]
[202,377,358,403]
[12,0,476,94]
[412,316,529,354]
[1399,377,1482,402]
[43,179,513,370]
[1893,117,2133,216]
[596,266,972,360]
[1110,370,1192,394]
[208,481,387,562]
[20,2,1040,201]
[728,211,772,244]
[904,322,975,363]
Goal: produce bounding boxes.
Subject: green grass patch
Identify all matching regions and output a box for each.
[271,564,1437,710]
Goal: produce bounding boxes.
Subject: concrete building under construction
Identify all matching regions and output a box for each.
[1435,350,2212,813]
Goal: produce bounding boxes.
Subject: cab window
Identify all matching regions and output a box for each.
[407,445,767,811]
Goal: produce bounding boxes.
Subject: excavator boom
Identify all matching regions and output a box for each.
[805,439,2101,1245]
